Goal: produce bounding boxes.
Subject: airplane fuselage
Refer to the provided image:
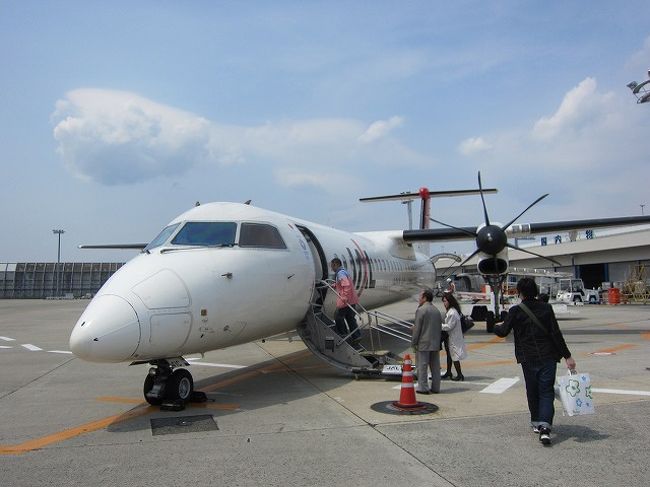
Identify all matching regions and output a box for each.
[69,203,436,363]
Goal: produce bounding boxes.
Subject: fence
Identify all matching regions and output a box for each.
[0,262,123,298]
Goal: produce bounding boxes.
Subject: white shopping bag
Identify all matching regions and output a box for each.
[555,370,595,416]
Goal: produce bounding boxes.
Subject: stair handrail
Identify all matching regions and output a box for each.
[316,279,415,346]
[365,310,413,345]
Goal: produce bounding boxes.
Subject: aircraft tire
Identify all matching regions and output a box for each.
[166,368,194,402]
[143,374,164,406]
[486,311,495,333]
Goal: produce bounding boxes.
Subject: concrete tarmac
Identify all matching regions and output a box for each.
[1,299,649,486]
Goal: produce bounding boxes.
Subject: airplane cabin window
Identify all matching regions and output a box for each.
[172,222,237,246]
[239,223,287,249]
[144,223,180,251]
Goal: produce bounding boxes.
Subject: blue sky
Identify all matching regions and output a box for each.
[2,1,650,262]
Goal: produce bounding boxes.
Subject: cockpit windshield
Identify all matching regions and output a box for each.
[144,223,180,251]
[171,222,237,247]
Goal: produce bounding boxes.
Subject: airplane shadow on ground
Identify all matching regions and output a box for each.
[105,349,356,434]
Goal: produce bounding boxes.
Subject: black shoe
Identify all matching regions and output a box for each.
[441,372,453,380]
[451,374,464,382]
[415,389,430,394]
[539,427,551,445]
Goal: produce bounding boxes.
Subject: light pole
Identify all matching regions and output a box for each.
[52,229,65,297]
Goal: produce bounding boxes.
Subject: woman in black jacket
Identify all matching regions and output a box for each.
[494,277,576,445]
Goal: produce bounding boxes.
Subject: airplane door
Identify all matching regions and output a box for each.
[296,225,328,281]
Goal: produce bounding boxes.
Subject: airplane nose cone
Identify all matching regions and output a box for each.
[70,294,141,362]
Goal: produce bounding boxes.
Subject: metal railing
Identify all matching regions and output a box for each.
[316,279,413,349]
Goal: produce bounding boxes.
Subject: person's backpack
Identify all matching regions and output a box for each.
[460,314,474,334]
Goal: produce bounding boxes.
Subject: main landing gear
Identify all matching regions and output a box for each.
[143,358,203,406]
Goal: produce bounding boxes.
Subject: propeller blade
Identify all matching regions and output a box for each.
[478,172,491,226]
[429,217,477,237]
[501,193,549,231]
[506,243,561,266]
[437,248,481,280]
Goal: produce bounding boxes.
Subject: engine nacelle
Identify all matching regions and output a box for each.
[477,250,509,276]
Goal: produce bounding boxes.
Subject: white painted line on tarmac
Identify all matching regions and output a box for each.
[480,377,520,394]
[186,358,246,369]
[48,350,73,354]
[0,345,13,349]
[0,336,16,341]
[392,379,491,390]
[22,344,43,351]
[592,388,650,397]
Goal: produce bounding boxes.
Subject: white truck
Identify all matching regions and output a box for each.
[556,278,600,304]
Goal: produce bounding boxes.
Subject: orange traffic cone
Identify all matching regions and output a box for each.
[393,354,421,409]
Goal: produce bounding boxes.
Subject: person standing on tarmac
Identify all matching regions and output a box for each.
[441,292,467,381]
[494,277,576,446]
[330,258,361,343]
[411,289,443,394]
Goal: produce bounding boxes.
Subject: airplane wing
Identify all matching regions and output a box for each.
[403,215,650,242]
[78,243,148,250]
[360,188,497,203]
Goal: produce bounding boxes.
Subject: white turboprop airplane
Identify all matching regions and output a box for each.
[70,174,650,405]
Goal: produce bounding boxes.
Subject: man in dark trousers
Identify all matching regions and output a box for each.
[494,277,576,445]
[411,289,443,394]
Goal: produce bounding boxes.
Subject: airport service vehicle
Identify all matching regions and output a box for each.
[70,173,650,405]
[556,278,600,304]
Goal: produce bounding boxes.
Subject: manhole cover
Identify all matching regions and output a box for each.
[150,415,218,436]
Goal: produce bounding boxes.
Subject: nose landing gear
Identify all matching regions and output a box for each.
[143,358,196,406]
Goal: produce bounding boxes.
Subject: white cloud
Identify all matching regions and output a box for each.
[454,76,650,219]
[458,136,492,156]
[274,168,337,190]
[52,89,424,188]
[532,77,614,139]
[358,116,404,143]
[53,89,212,184]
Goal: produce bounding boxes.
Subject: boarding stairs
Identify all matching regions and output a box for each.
[295,281,410,378]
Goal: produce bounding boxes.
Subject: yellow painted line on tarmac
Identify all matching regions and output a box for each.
[96,396,143,404]
[590,344,637,354]
[463,359,514,369]
[196,402,240,411]
[466,336,506,352]
[0,406,155,455]
[0,350,314,455]
[0,397,243,456]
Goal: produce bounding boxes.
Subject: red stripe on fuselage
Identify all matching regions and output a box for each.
[351,239,368,297]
